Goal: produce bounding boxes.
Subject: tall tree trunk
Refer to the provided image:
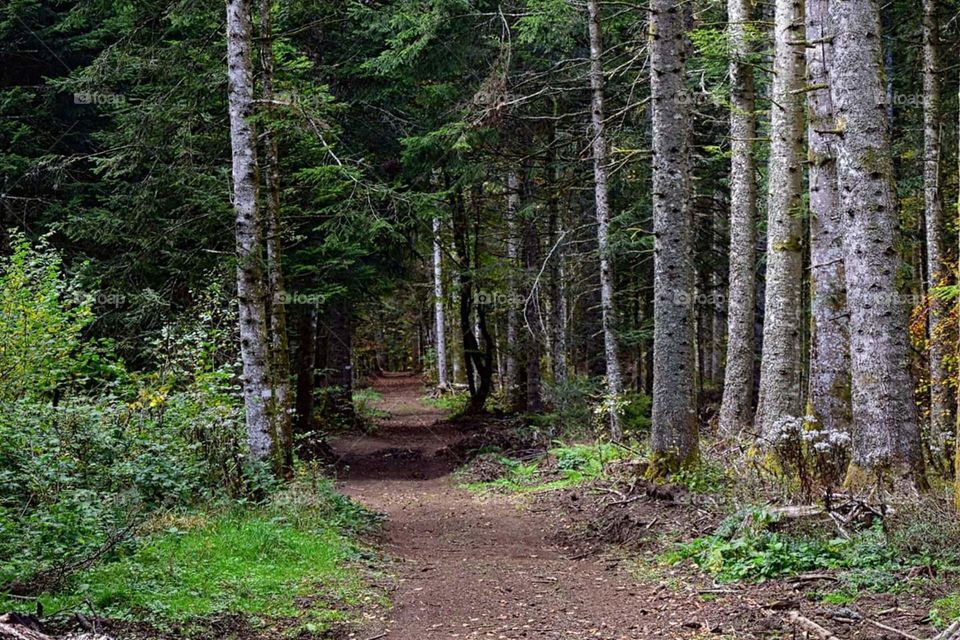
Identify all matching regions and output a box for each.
[505,171,521,403]
[433,213,449,388]
[547,122,568,384]
[923,0,952,440]
[258,0,292,474]
[756,0,805,443]
[828,0,924,482]
[326,299,355,421]
[806,0,851,438]
[226,0,274,464]
[294,307,316,438]
[649,0,698,469]
[587,0,624,440]
[524,208,543,412]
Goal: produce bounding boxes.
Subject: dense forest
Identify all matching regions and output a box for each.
[5,0,960,638]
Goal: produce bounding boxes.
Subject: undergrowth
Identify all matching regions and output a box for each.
[665,505,959,588]
[0,480,383,631]
[460,442,629,493]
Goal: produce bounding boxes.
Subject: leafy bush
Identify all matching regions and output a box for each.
[666,508,899,583]
[0,246,256,593]
[0,234,97,400]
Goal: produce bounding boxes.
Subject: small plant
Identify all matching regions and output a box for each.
[665,509,900,583]
[930,594,960,630]
[669,460,729,494]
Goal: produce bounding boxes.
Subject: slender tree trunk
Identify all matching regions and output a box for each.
[294,307,316,438]
[258,0,293,474]
[805,0,851,438]
[829,0,924,482]
[326,299,355,421]
[433,213,448,388]
[505,171,521,403]
[227,0,274,464]
[649,0,698,468]
[587,0,624,440]
[756,0,806,443]
[955,65,960,508]
[923,0,952,439]
[524,208,543,412]
[547,122,568,384]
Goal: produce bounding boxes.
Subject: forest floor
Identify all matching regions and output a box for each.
[332,374,948,640]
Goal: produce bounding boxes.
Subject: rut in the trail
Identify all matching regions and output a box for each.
[331,374,712,640]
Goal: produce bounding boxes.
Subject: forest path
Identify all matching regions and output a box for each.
[331,374,702,640]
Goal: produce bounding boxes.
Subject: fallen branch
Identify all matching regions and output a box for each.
[863,618,922,640]
[785,611,839,640]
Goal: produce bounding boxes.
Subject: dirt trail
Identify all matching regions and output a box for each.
[332,374,708,640]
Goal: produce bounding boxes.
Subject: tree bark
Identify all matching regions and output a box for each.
[226,0,274,464]
[718,0,758,434]
[523,203,543,412]
[587,0,625,440]
[756,0,806,443]
[326,299,355,421]
[294,307,316,438]
[828,0,924,480]
[546,122,568,385]
[505,171,521,403]
[805,0,851,438]
[649,0,698,468]
[923,0,952,440]
[432,213,448,388]
[258,0,292,474]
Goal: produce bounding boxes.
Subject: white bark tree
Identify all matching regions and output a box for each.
[433,213,448,388]
[649,0,698,468]
[756,0,805,443]
[505,171,520,403]
[805,0,851,437]
[718,0,758,435]
[227,0,274,463]
[923,0,952,439]
[587,0,624,440]
[829,0,923,481]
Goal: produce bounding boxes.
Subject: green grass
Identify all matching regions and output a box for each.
[353,387,388,419]
[421,391,469,414]
[0,482,382,630]
[460,443,627,494]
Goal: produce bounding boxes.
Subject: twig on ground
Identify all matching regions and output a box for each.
[863,618,922,640]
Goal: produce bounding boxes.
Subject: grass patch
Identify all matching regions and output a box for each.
[353,387,388,420]
[460,442,628,494]
[0,481,383,631]
[421,391,469,414]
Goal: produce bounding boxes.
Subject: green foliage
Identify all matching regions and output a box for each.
[665,509,899,583]
[0,480,380,628]
[461,442,628,494]
[422,390,470,414]
[0,234,97,400]
[669,460,730,494]
[930,593,960,630]
[353,387,387,420]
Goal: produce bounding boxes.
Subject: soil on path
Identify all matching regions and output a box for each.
[332,374,722,640]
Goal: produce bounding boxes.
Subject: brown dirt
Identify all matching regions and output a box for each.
[333,374,952,640]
